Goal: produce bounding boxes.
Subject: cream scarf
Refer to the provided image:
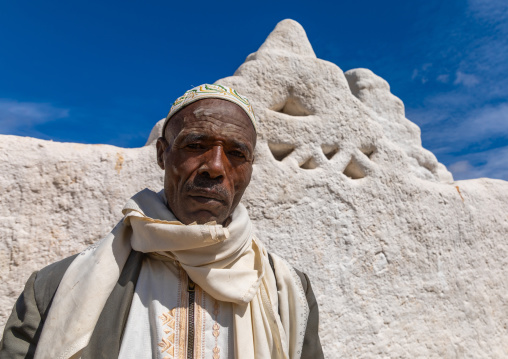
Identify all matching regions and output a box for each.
[34,189,309,359]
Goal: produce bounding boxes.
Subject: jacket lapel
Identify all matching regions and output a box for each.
[81,250,144,359]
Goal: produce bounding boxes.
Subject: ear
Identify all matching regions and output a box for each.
[156,137,169,170]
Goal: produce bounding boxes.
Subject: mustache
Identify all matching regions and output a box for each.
[184,175,230,200]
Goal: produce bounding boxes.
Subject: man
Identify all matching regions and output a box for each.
[1,84,323,358]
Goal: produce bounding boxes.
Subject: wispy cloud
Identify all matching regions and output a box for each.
[449,145,508,180]
[453,71,480,87]
[460,0,508,97]
[404,0,508,181]
[413,101,508,152]
[442,103,508,145]
[411,63,432,84]
[436,74,450,83]
[468,0,508,25]
[0,99,69,136]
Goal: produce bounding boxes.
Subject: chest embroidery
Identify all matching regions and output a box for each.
[156,267,227,359]
[157,267,189,359]
[212,300,221,359]
[158,308,177,359]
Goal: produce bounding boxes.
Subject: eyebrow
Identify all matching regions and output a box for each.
[180,133,252,154]
[181,133,207,143]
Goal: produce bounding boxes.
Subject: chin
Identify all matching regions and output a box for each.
[183,198,231,223]
[190,210,228,225]
[175,205,229,225]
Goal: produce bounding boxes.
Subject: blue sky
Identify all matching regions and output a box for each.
[1,0,506,181]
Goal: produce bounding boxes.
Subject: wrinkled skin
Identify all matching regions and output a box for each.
[156,98,256,225]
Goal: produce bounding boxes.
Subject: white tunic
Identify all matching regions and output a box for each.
[119,255,234,359]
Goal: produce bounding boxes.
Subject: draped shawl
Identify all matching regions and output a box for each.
[34,189,309,359]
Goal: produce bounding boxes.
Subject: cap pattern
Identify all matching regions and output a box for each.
[163,84,257,134]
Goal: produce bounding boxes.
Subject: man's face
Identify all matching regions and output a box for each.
[156,98,256,225]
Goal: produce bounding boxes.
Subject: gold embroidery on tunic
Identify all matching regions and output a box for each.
[158,307,177,359]
[212,300,220,359]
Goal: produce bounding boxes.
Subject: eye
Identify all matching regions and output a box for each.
[186,143,203,150]
[228,150,246,158]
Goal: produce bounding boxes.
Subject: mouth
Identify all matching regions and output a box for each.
[188,190,227,204]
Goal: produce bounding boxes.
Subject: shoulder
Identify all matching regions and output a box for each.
[267,252,310,293]
[288,267,324,359]
[0,254,79,358]
[267,253,324,358]
[292,267,309,294]
[33,253,79,313]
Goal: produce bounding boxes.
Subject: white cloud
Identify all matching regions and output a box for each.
[454,71,480,87]
[0,99,69,135]
[436,102,507,147]
[458,103,508,141]
[468,0,508,25]
[406,107,449,126]
[404,1,508,181]
[411,69,418,80]
[436,74,450,83]
[449,146,508,180]
[461,0,508,97]
[411,64,433,84]
[409,101,508,180]
[449,160,475,178]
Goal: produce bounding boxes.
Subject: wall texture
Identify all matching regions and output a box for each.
[1,19,507,358]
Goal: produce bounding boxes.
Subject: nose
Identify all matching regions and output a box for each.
[198,145,227,179]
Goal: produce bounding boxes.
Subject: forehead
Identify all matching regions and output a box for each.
[167,98,256,146]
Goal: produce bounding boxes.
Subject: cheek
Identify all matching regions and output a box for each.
[166,155,200,187]
[232,165,253,191]
[164,155,182,190]
[164,166,177,186]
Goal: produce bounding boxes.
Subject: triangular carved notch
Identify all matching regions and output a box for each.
[322,145,339,160]
[268,142,295,161]
[360,146,376,160]
[300,157,318,170]
[270,97,311,116]
[343,157,366,179]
